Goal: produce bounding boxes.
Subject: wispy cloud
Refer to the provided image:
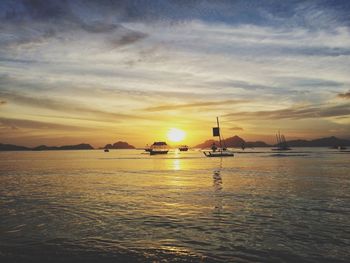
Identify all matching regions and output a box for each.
[230,126,244,131]
[144,100,248,111]
[225,103,350,121]
[337,91,350,99]
[0,90,149,121]
[0,117,83,131]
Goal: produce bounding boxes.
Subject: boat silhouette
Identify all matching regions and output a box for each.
[149,142,169,155]
[203,117,234,157]
[272,131,291,151]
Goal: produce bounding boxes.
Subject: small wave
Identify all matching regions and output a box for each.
[269,154,309,157]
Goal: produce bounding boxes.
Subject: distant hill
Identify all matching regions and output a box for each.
[32,143,94,151]
[0,143,30,151]
[194,139,217,149]
[225,135,245,147]
[245,141,271,147]
[194,136,270,148]
[104,141,135,149]
[195,135,350,148]
[0,143,93,151]
[286,136,350,147]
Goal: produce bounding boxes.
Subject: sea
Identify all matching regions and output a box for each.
[0,148,349,262]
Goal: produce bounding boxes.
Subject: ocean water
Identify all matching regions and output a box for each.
[0,148,349,262]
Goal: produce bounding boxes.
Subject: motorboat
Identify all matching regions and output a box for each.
[178,145,189,151]
[149,141,169,155]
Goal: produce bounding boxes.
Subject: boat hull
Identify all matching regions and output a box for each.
[203,151,234,157]
[150,150,169,155]
[271,148,292,151]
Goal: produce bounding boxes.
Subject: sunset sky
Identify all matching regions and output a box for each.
[0,0,349,147]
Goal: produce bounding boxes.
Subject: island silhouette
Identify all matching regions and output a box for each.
[1,136,349,151]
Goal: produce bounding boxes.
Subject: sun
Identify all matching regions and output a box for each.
[167,128,186,142]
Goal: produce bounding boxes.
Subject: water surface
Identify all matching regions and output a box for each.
[0,148,349,262]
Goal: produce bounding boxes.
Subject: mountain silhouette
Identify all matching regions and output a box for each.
[0,143,93,151]
[194,136,350,148]
[195,135,247,148]
[104,141,135,149]
[286,136,350,147]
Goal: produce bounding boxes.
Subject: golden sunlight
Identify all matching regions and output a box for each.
[167,128,186,142]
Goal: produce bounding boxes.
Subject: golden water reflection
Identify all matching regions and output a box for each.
[1,150,349,262]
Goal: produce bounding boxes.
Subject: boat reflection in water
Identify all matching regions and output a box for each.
[212,159,224,213]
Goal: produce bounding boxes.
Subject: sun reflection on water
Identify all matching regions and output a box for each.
[172,159,181,171]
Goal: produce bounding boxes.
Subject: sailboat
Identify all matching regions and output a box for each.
[272,131,291,151]
[203,117,234,157]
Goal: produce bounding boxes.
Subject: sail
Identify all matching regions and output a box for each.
[213,127,220,137]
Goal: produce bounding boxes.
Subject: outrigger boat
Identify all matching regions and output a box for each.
[149,141,169,155]
[203,117,234,157]
[178,145,189,151]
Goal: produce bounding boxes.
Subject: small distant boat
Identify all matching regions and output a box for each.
[272,131,291,151]
[104,149,109,152]
[178,145,189,151]
[144,144,152,152]
[203,117,234,157]
[149,141,169,155]
[330,145,347,150]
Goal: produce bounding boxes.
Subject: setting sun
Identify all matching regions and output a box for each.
[167,128,186,142]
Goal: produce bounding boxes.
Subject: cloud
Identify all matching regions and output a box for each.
[230,126,244,131]
[81,22,119,33]
[225,103,350,121]
[0,117,83,131]
[1,1,350,146]
[337,91,350,99]
[0,90,149,121]
[144,99,248,111]
[2,0,350,28]
[109,30,148,48]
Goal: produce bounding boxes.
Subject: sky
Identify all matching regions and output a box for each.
[0,0,349,147]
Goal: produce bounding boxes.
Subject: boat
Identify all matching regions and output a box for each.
[178,145,189,151]
[149,141,169,155]
[203,117,234,157]
[272,131,291,151]
[330,145,347,150]
[104,149,109,152]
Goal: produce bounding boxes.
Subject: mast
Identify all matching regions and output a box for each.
[216,117,222,149]
[278,131,282,147]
